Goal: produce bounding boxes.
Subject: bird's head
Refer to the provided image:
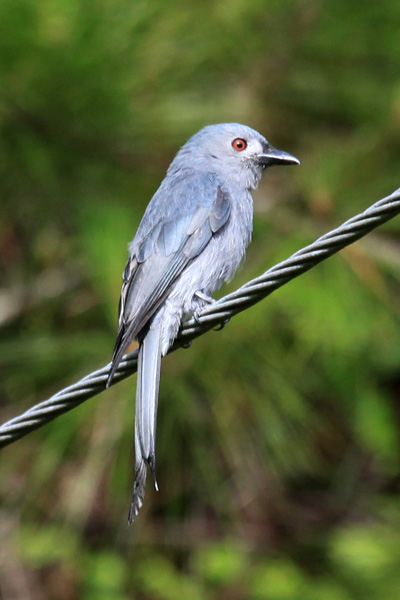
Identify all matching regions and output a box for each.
[170,123,300,190]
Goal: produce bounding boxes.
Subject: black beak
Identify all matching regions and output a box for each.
[258,145,300,167]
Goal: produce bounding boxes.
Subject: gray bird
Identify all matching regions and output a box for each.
[107,123,299,522]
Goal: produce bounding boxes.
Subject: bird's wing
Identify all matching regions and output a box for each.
[107,184,231,384]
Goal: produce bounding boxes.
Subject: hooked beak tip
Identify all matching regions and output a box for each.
[258,147,300,167]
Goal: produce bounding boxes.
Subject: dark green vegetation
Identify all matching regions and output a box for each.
[1,1,400,598]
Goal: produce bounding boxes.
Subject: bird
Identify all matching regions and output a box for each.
[107,123,300,523]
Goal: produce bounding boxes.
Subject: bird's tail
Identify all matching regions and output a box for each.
[128,326,162,524]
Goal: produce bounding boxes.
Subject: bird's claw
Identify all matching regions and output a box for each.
[214,317,230,331]
[193,309,202,325]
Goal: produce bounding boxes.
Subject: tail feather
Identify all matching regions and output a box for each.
[128,327,162,523]
[106,325,132,388]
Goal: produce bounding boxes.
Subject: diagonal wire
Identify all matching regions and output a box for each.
[1,187,400,449]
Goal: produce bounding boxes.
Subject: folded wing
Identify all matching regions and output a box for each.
[106,185,231,385]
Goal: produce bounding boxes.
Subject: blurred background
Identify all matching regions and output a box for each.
[1,0,400,598]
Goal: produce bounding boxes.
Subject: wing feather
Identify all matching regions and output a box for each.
[107,184,231,386]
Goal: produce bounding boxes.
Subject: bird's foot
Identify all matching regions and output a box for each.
[193,291,216,324]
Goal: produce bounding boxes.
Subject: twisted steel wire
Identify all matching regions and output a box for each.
[1,187,400,449]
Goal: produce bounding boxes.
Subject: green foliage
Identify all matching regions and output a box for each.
[1,0,400,598]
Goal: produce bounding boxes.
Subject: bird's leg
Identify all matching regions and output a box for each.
[194,290,215,304]
[193,291,230,330]
[193,290,215,324]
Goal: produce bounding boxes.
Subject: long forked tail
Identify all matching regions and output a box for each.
[128,326,162,524]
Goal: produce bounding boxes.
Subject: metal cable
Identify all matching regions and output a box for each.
[1,187,400,449]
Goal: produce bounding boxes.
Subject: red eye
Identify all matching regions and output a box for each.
[232,138,247,151]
